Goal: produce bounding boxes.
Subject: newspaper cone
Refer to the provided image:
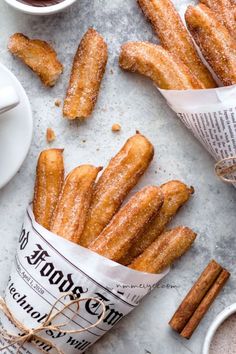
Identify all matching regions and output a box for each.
[0,207,168,354]
[159,85,236,164]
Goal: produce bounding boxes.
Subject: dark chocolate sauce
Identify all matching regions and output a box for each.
[18,0,63,7]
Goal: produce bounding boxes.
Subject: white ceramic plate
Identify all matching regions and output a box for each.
[0,62,33,189]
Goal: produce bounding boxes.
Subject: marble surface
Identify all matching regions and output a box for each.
[0,0,236,353]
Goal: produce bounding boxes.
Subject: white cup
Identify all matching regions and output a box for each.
[0,86,20,117]
[3,0,78,15]
[202,303,236,354]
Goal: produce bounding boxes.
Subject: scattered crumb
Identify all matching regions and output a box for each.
[154,171,158,174]
[96,148,100,151]
[46,128,56,143]
[110,69,114,74]
[55,99,61,107]
[82,139,86,143]
[112,123,121,132]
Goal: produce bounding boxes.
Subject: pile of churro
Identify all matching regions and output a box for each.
[7,0,236,117]
[33,133,197,274]
[7,0,236,122]
[119,0,236,90]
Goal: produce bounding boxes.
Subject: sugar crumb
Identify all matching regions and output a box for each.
[46,128,56,143]
[112,123,121,132]
[55,99,61,107]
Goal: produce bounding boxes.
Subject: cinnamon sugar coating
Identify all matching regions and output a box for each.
[79,133,154,247]
[89,186,164,262]
[120,180,194,265]
[119,42,204,89]
[63,28,108,119]
[8,33,63,87]
[200,0,236,38]
[130,226,197,273]
[33,149,64,230]
[50,165,101,243]
[137,0,216,88]
[185,4,236,86]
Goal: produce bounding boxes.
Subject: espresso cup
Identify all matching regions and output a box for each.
[4,0,78,15]
[0,86,20,117]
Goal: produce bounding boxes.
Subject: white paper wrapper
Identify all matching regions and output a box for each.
[0,207,168,354]
[159,85,236,162]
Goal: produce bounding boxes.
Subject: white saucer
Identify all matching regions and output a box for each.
[0,62,33,189]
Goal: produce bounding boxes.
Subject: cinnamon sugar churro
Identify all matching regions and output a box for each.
[50,165,101,243]
[199,0,236,38]
[185,4,236,86]
[129,226,197,273]
[79,133,154,247]
[119,42,203,89]
[137,0,216,88]
[8,33,63,87]
[89,186,164,262]
[63,28,108,119]
[33,149,64,230]
[120,180,194,265]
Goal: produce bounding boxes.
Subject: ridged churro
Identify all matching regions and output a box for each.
[89,186,164,262]
[8,33,63,87]
[119,42,203,89]
[185,4,236,86]
[50,165,101,243]
[63,28,108,119]
[33,149,64,230]
[129,226,197,273]
[79,133,154,247]
[137,0,216,88]
[120,180,194,265]
[199,0,236,38]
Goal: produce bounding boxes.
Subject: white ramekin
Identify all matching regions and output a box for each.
[202,303,236,354]
[4,0,77,15]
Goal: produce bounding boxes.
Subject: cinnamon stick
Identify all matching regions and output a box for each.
[169,260,222,332]
[180,269,230,339]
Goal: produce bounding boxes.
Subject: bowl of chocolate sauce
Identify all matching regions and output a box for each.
[4,0,77,14]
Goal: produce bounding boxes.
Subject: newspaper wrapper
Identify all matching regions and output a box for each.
[158,85,236,184]
[0,207,168,354]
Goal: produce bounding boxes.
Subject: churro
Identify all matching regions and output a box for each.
[137,0,216,88]
[120,180,194,265]
[8,33,63,87]
[79,133,154,247]
[119,42,203,89]
[63,28,108,119]
[199,0,236,38]
[129,226,197,273]
[33,149,64,230]
[185,4,236,86]
[50,165,101,243]
[89,186,164,262]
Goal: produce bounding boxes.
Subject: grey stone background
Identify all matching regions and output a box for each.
[0,0,235,353]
